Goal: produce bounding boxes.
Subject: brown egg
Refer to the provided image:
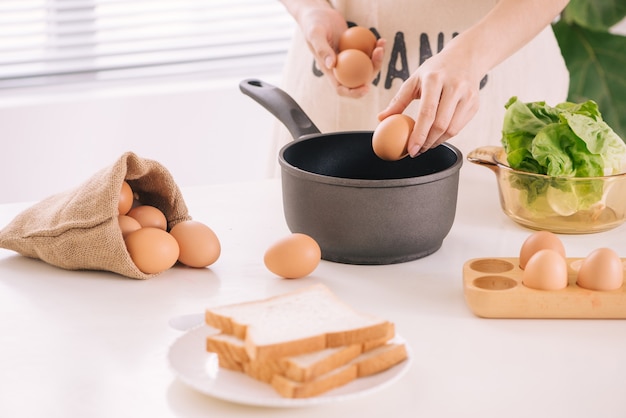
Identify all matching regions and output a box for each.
[125,227,179,274]
[264,233,321,279]
[333,49,374,89]
[118,181,133,215]
[519,231,565,270]
[118,215,142,239]
[372,114,415,161]
[169,220,221,268]
[339,26,377,56]
[127,205,168,230]
[577,248,624,291]
[522,249,568,290]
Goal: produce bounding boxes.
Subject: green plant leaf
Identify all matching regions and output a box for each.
[552,20,626,140]
[563,0,626,31]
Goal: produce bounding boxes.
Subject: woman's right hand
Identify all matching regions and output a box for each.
[280,0,385,98]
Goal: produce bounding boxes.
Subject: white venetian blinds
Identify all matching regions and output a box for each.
[0,0,295,89]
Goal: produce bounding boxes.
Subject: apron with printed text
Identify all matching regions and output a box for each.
[269,0,569,176]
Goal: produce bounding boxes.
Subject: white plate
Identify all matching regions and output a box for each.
[168,325,413,408]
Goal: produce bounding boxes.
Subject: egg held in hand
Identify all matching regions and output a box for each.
[522,248,568,291]
[339,26,377,57]
[372,114,415,161]
[264,233,321,279]
[333,49,374,89]
[125,227,180,274]
[169,220,221,268]
[576,247,624,291]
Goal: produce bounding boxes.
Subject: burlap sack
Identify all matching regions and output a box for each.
[0,152,191,279]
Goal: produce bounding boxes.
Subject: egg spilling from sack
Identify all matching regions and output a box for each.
[576,247,624,291]
[118,181,134,215]
[264,233,321,279]
[118,215,142,239]
[125,227,180,275]
[372,114,415,161]
[522,248,568,290]
[169,220,221,268]
[519,230,566,270]
[127,205,168,230]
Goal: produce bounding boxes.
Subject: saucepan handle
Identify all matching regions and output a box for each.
[239,79,322,140]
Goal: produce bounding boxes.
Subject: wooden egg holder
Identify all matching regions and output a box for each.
[463,257,626,318]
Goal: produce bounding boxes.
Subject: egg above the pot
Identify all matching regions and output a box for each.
[264,233,321,279]
[372,114,415,161]
[576,247,624,291]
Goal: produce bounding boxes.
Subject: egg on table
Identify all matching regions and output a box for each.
[169,220,221,268]
[264,233,321,279]
[125,227,180,274]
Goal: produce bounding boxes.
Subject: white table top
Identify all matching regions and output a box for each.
[2,162,625,418]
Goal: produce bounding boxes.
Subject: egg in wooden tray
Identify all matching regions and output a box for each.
[463,231,626,319]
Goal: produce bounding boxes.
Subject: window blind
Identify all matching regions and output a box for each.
[0,0,295,90]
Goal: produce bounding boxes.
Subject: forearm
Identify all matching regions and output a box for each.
[279,0,333,25]
[444,0,570,80]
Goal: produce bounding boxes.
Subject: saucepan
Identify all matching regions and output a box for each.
[239,79,463,264]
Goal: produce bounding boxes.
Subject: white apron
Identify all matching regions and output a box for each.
[268,0,569,176]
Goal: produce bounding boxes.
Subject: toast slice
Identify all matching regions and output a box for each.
[207,323,395,383]
[271,342,409,398]
[204,284,393,361]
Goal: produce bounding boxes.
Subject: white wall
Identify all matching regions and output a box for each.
[0,74,283,204]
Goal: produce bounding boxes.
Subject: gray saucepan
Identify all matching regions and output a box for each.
[240,79,463,265]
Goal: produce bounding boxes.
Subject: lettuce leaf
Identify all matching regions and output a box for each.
[501,97,626,212]
[502,97,626,176]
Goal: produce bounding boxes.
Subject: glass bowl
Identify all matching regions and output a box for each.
[468,146,626,234]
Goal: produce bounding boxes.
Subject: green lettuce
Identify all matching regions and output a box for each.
[501,97,626,212]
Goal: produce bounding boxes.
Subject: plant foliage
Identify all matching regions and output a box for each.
[552,0,626,139]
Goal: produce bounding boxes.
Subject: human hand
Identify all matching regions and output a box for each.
[293,5,385,98]
[377,49,482,156]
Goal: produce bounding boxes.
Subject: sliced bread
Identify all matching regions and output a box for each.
[207,323,394,383]
[204,284,393,361]
[271,342,409,398]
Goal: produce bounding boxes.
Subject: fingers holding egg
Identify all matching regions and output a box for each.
[333,26,377,89]
[372,114,415,161]
[339,26,377,56]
